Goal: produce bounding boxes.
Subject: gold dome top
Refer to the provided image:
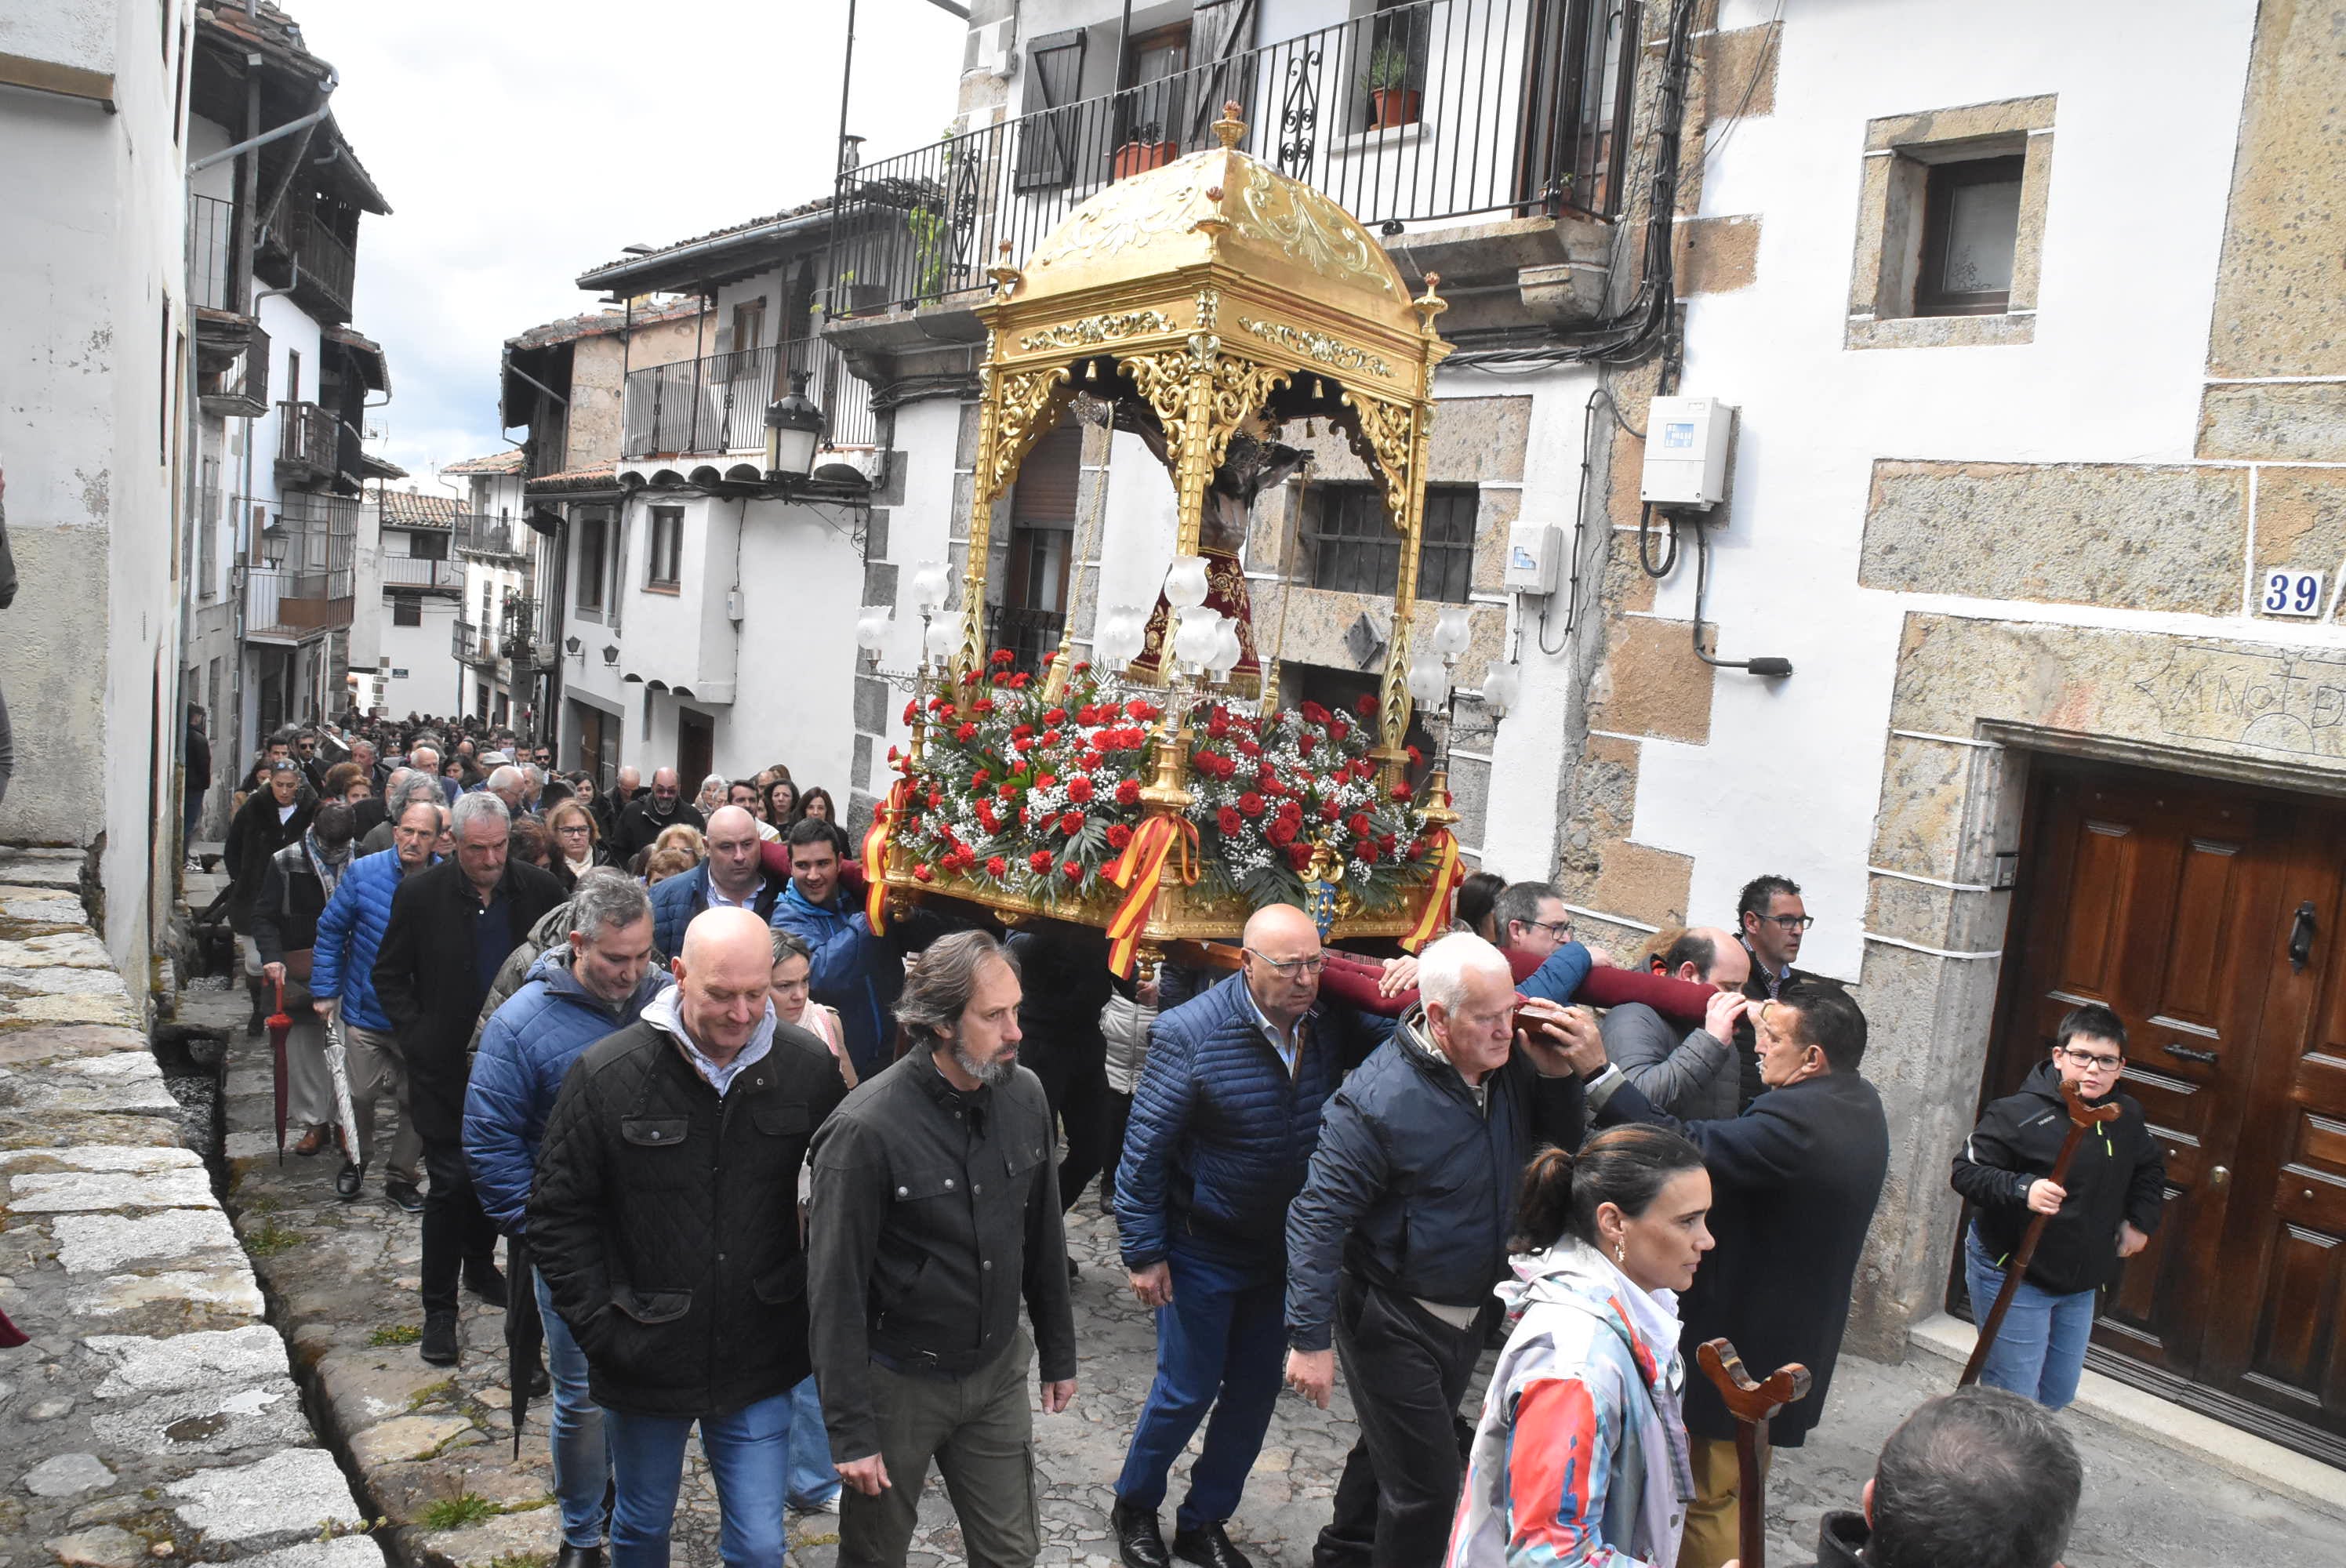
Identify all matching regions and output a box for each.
[1010,105,1421,338]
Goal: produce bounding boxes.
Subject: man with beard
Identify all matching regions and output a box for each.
[615,767,705,861]
[808,931,1077,1568]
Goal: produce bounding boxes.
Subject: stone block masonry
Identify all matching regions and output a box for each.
[0,846,380,1568]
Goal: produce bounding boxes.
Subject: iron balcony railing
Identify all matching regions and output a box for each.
[191,194,238,312]
[380,555,463,590]
[833,0,1636,315]
[245,565,354,637]
[622,333,877,459]
[456,514,523,560]
[988,605,1067,676]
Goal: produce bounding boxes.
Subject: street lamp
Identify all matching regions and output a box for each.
[763,370,825,481]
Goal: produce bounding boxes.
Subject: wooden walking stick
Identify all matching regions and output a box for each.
[1697,1337,1810,1568]
[1959,1077,2119,1388]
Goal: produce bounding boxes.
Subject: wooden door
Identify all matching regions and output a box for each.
[1985,759,2346,1461]
[677,709,714,799]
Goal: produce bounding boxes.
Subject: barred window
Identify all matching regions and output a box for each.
[1303,483,1476,604]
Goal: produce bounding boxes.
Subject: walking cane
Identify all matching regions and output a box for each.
[1959,1077,2119,1388]
[1697,1337,1810,1568]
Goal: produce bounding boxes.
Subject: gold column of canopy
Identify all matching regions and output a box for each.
[953,103,1451,763]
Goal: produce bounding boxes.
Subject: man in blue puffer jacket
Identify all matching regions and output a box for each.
[312,794,442,1208]
[1109,904,1376,1568]
[465,868,666,1568]
[770,818,901,1082]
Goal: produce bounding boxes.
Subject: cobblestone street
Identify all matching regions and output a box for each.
[168,864,2344,1568]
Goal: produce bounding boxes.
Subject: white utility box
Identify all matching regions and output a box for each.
[1504,523,1563,595]
[1640,396,1734,510]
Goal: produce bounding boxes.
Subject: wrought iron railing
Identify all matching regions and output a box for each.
[456,514,522,559]
[246,565,354,636]
[622,333,877,459]
[381,555,463,590]
[988,605,1067,675]
[191,194,238,311]
[277,401,341,474]
[832,0,1636,314]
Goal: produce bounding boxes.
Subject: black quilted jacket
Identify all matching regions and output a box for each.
[530,1015,848,1417]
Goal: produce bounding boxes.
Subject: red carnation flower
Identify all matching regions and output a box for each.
[1067,776,1095,804]
[1391,782,1414,801]
[1298,733,1316,755]
[1330,718,1349,742]
[1012,735,1035,753]
[1044,707,1067,725]
[1125,700,1156,720]
[1106,823,1134,850]
[1040,729,1062,747]
[991,648,1015,665]
[955,722,978,742]
[986,855,1008,878]
[971,768,990,787]
[1080,750,1103,771]
[1356,693,1379,717]
[927,790,944,811]
[961,670,979,685]
[1217,806,1243,836]
[1320,798,1341,822]
[901,701,917,724]
[990,672,1009,686]
[1406,744,1424,768]
[1059,810,1085,836]
[913,865,934,883]
[1301,700,1331,725]
[971,699,996,714]
[1036,772,1057,790]
[1010,672,1031,688]
[1063,860,1084,881]
[997,782,1019,800]
[1029,850,1055,874]
[1238,791,1266,818]
[1116,779,1142,807]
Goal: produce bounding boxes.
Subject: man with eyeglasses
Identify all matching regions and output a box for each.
[1563,978,1889,1568]
[615,765,706,862]
[1733,874,1815,1109]
[1111,904,1376,1568]
[1491,880,1596,1005]
[1951,1002,2163,1410]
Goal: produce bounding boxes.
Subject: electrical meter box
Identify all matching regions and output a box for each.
[1640,397,1734,510]
[1504,523,1563,595]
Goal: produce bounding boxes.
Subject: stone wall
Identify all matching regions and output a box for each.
[0,846,377,1567]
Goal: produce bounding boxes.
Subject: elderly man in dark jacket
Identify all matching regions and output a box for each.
[373,789,565,1365]
[533,907,844,1568]
[1110,905,1342,1568]
[226,757,314,1036]
[1569,977,1890,1568]
[648,805,785,959]
[808,930,1077,1568]
[1284,933,1586,1568]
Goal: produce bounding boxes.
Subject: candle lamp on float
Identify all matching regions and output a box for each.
[856,560,957,765]
[1406,604,1476,831]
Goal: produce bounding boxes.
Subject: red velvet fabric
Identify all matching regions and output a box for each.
[1316,946,1715,1022]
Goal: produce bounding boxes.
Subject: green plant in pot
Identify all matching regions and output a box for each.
[1363,41,1420,130]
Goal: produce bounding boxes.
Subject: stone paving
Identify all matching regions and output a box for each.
[0,847,382,1568]
[149,858,2346,1568]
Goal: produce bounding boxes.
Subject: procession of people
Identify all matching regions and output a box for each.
[206,713,2123,1568]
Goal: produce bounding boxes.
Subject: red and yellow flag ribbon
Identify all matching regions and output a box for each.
[862,778,909,935]
[1104,814,1200,978]
[1399,829,1464,954]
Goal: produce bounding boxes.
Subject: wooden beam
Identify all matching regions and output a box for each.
[0,50,116,112]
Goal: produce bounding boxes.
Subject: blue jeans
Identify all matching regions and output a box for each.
[603,1388,794,1568]
[534,1269,611,1548]
[1964,1225,2097,1410]
[1114,1245,1287,1530]
[786,1375,838,1510]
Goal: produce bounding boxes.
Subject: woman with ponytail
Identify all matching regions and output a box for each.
[1446,1126,1714,1567]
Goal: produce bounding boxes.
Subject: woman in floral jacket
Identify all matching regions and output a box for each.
[1447,1126,1714,1568]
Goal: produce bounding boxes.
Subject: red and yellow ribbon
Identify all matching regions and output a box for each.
[1104,814,1200,978]
[1399,829,1464,954]
[862,779,909,935]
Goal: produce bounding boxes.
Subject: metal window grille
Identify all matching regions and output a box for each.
[1305,482,1476,601]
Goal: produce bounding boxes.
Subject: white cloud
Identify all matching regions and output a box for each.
[289,0,968,477]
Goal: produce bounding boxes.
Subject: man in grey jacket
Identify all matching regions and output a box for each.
[1598,925,1748,1120]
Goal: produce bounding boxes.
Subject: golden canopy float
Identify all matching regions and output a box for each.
[859,103,1478,976]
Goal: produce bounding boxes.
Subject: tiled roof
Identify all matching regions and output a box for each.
[505,298,706,354]
[195,4,390,214]
[526,463,621,495]
[580,194,834,280]
[442,451,525,477]
[378,489,461,530]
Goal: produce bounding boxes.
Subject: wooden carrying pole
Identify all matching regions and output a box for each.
[1959,1077,2120,1387]
[1696,1337,1811,1568]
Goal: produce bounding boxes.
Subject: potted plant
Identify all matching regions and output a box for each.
[827,268,889,318]
[1363,42,1419,130]
[1113,121,1180,180]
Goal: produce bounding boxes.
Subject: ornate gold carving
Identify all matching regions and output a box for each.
[1230,162,1398,298]
[963,364,1073,668]
[1339,390,1417,532]
[1195,287,1219,332]
[1026,163,1207,270]
[1204,356,1293,470]
[1233,316,1394,380]
[1016,310,1175,354]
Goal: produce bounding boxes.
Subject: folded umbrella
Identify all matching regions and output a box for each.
[322,1011,361,1171]
[504,1232,543,1458]
[267,977,292,1163]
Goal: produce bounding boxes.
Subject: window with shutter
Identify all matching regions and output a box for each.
[1015,28,1089,191]
[1184,0,1257,147]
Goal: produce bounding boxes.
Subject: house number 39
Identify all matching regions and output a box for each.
[2260,569,2326,618]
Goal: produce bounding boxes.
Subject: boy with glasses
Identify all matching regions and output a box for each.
[1951,1001,2166,1410]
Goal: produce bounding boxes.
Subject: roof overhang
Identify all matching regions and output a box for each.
[576,208,834,296]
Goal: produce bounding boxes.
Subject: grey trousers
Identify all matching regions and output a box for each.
[340,1022,423,1185]
[837,1328,1040,1568]
[282,1011,335,1128]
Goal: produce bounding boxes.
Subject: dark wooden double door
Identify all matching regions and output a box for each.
[1988,759,2346,1463]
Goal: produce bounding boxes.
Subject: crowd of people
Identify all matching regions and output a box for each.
[207,712,2142,1568]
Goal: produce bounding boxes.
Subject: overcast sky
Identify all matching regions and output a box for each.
[292,0,968,485]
